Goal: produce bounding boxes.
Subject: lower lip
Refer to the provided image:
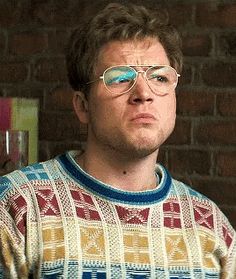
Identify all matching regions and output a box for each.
[131,117,155,124]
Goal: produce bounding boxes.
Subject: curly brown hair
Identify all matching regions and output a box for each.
[66,2,183,95]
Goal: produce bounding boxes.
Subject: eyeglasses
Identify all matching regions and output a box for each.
[87,65,180,95]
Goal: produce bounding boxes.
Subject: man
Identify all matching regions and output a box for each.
[0,2,235,278]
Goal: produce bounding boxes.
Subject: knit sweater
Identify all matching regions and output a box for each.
[0,151,235,279]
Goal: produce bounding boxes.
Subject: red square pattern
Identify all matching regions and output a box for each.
[163,201,181,228]
[70,189,101,221]
[36,188,60,217]
[223,224,233,248]
[9,194,27,235]
[193,202,214,230]
[115,206,149,225]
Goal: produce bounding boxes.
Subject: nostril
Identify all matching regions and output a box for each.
[132,97,142,103]
[130,96,153,104]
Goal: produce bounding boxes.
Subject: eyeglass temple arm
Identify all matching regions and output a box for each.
[86,76,103,85]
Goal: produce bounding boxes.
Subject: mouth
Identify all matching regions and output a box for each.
[130,113,156,124]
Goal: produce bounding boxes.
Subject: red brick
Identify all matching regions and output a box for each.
[217,93,236,116]
[0,0,32,27]
[168,4,193,27]
[195,120,236,145]
[202,62,236,87]
[177,90,215,116]
[68,2,121,27]
[0,62,28,82]
[0,1,20,27]
[9,32,48,55]
[196,3,236,28]
[48,30,70,54]
[218,33,236,56]
[34,58,67,82]
[168,149,211,175]
[178,65,193,86]
[47,141,84,160]
[39,111,87,141]
[189,178,236,207]
[46,86,73,111]
[0,32,6,54]
[32,1,72,26]
[38,140,84,162]
[216,151,236,177]
[182,34,212,57]
[165,118,191,145]
[0,1,12,26]
[66,2,96,26]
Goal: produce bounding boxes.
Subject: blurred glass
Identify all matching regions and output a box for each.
[0,130,28,175]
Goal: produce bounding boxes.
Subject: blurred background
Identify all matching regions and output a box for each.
[0,0,235,228]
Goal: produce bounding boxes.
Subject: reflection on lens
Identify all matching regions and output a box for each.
[104,66,136,93]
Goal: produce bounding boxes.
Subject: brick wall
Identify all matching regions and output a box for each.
[0,0,235,228]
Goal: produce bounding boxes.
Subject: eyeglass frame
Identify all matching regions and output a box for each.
[86,64,181,95]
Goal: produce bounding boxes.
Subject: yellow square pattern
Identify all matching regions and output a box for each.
[199,232,217,269]
[80,226,105,260]
[42,225,65,261]
[165,234,188,263]
[123,231,150,264]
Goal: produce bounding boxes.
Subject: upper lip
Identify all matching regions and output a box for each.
[131,113,156,121]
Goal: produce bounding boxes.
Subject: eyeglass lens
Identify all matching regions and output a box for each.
[103,66,178,94]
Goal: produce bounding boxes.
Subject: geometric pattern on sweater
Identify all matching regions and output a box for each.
[163,199,181,228]
[165,233,188,263]
[35,184,60,216]
[0,151,235,279]
[115,206,149,225]
[24,164,50,180]
[42,221,65,262]
[81,225,105,260]
[193,200,214,230]
[71,188,101,221]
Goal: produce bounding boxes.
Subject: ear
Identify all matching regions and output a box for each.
[73,91,89,124]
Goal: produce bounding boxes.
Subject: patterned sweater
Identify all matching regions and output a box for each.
[0,151,235,279]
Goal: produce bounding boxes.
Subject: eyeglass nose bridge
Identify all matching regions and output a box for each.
[127,68,155,96]
[132,69,150,89]
[133,69,148,82]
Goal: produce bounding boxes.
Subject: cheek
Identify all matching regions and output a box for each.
[157,95,176,134]
[169,95,176,118]
[158,95,176,119]
[89,95,123,128]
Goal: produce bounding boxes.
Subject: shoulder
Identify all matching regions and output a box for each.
[170,178,229,222]
[0,157,61,203]
[170,178,235,246]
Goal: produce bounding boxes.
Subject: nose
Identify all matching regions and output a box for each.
[128,73,154,104]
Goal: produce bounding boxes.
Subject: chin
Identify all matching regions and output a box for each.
[117,138,161,159]
[129,146,159,159]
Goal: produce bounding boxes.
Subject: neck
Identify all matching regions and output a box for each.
[76,144,159,192]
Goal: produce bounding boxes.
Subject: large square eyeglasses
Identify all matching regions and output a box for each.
[87,65,180,95]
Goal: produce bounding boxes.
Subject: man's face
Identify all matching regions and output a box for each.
[85,38,176,159]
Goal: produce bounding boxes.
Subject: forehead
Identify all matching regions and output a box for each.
[97,37,170,68]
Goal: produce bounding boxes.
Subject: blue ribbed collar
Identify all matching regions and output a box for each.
[57,151,172,206]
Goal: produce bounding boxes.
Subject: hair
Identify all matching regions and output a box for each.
[66,2,183,95]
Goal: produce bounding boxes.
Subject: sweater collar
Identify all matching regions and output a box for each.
[57,151,172,205]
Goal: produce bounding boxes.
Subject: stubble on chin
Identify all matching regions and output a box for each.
[93,128,162,159]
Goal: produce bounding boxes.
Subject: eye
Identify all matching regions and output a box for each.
[149,74,169,83]
[113,74,132,84]
[105,69,136,85]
